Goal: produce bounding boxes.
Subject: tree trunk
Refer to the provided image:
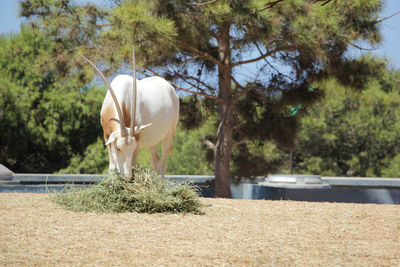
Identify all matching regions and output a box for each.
[214,24,232,198]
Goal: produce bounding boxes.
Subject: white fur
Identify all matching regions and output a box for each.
[101,75,179,177]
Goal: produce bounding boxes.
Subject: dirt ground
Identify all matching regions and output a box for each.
[1,193,399,266]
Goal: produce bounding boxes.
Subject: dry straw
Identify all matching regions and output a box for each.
[52,167,204,214]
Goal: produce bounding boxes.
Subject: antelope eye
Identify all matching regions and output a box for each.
[115,145,121,152]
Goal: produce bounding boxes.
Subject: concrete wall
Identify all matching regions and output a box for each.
[2,173,400,204]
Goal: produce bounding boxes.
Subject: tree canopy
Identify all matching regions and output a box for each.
[292,69,400,177]
[0,27,104,172]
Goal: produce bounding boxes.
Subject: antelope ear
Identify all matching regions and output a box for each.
[134,123,152,133]
[105,131,119,146]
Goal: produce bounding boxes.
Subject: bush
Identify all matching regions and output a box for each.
[52,167,204,214]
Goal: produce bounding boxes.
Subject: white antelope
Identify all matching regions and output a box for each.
[81,49,179,177]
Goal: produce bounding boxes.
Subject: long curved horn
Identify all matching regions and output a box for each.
[80,55,126,137]
[130,46,137,136]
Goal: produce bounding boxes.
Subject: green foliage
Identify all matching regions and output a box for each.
[104,0,178,68]
[0,27,104,173]
[19,0,107,73]
[135,124,214,175]
[52,167,204,214]
[60,123,214,175]
[231,140,283,180]
[381,154,400,177]
[17,0,388,183]
[292,69,400,177]
[165,125,214,175]
[57,137,109,174]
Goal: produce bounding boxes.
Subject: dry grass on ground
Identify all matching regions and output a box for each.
[1,193,400,266]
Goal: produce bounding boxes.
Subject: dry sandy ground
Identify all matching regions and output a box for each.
[1,193,399,266]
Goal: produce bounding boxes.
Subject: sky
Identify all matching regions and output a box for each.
[0,0,399,69]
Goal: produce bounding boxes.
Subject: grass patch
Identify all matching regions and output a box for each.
[51,167,204,214]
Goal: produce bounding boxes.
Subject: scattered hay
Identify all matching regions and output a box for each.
[51,167,203,214]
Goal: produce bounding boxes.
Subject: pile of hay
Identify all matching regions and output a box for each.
[52,167,203,214]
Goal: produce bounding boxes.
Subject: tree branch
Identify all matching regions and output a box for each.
[261,0,333,11]
[177,42,222,67]
[375,10,400,24]
[174,71,216,93]
[233,140,246,146]
[255,42,295,81]
[231,45,295,67]
[232,124,241,131]
[232,51,272,67]
[350,42,377,51]
[188,0,219,7]
[98,23,112,27]
[313,0,334,6]
[141,66,219,101]
[231,75,245,90]
[232,76,250,100]
[262,0,285,10]
[202,139,216,152]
